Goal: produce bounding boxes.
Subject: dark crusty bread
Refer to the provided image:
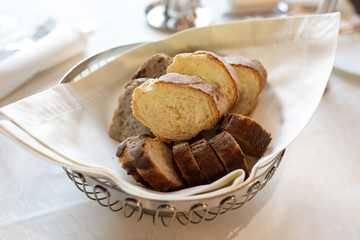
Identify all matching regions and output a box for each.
[209,131,250,178]
[220,113,271,158]
[128,136,186,191]
[131,53,173,80]
[109,79,153,142]
[224,55,267,116]
[116,135,149,185]
[172,142,207,187]
[190,138,227,183]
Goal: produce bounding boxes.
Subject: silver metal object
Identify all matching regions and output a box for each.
[0,17,57,61]
[145,1,212,32]
[60,43,285,226]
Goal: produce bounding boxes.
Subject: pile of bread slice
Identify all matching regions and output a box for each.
[109,51,271,192]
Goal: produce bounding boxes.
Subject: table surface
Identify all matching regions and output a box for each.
[1,0,360,239]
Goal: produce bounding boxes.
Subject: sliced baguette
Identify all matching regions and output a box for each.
[109,79,153,142]
[190,138,227,183]
[209,131,250,178]
[173,142,207,187]
[128,136,186,191]
[132,73,227,142]
[131,53,173,80]
[116,135,149,185]
[166,51,242,111]
[224,55,267,116]
[220,113,271,158]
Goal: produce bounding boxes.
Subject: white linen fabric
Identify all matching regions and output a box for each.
[0,25,87,100]
[0,13,340,201]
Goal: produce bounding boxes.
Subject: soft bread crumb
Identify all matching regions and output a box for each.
[132,73,227,142]
[167,51,242,111]
[224,55,267,116]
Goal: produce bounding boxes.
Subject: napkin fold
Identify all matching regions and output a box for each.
[0,25,87,100]
[0,13,340,201]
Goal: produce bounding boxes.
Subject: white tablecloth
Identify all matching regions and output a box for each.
[0,0,359,239]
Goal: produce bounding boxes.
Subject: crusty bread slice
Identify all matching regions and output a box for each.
[190,138,227,183]
[173,142,207,187]
[109,53,173,142]
[220,113,271,158]
[131,53,173,80]
[224,55,267,116]
[128,136,186,191]
[209,131,250,178]
[166,51,242,111]
[132,73,227,142]
[109,79,153,142]
[116,135,149,186]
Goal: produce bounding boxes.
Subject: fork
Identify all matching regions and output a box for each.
[0,17,58,61]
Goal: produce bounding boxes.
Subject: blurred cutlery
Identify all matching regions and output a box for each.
[0,17,58,61]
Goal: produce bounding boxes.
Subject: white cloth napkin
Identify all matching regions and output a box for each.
[0,13,340,201]
[0,25,87,100]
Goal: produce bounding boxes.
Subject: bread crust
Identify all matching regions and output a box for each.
[194,50,243,105]
[167,51,242,111]
[109,79,153,142]
[190,138,227,183]
[209,131,250,178]
[131,53,173,80]
[173,142,207,187]
[116,135,149,185]
[224,55,267,90]
[220,113,271,158]
[224,55,268,116]
[128,136,186,191]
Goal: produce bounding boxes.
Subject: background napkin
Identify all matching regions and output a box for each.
[0,13,340,201]
[0,25,87,100]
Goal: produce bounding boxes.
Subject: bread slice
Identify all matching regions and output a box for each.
[131,53,173,80]
[132,73,227,142]
[220,113,271,158]
[128,136,186,191]
[116,135,149,186]
[172,142,207,187]
[166,51,242,111]
[224,55,267,116]
[109,79,153,142]
[209,131,250,178]
[190,138,227,183]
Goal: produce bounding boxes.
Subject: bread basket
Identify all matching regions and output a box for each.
[60,43,285,226]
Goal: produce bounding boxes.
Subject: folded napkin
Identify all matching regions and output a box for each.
[0,13,340,201]
[0,25,87,100]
